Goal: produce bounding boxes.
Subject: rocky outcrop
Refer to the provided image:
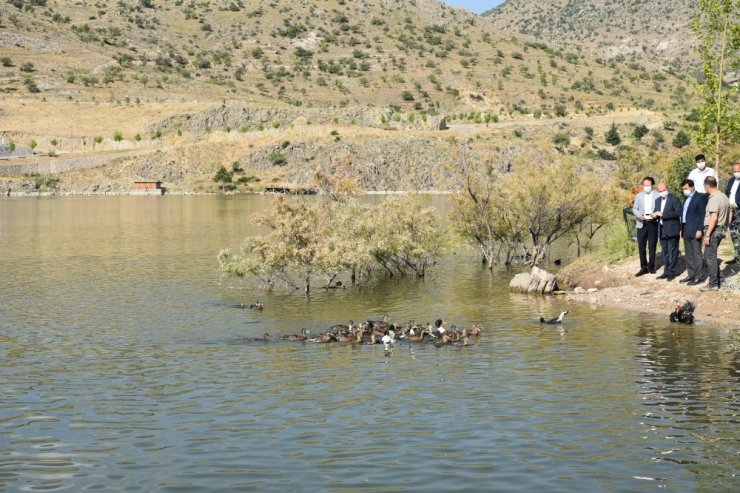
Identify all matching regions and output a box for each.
[509,267,559,294]
[0,150,156,176]
[154,103,439,134]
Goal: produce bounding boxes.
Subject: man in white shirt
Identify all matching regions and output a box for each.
[687,153,718,194]
[725,161,740,263]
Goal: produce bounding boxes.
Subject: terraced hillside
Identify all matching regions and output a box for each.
[484,0,699,75]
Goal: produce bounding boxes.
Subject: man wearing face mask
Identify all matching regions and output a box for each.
[652,182,682,281]
[700,176,729,292]
[687,154,718,194]
[680,179,709,285]
[632,176,659,277]
[724,162,740,264]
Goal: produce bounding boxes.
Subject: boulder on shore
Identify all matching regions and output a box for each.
[509,267,559,294]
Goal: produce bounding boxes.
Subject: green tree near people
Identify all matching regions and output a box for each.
[691,0,739,169]
[450,147,614,267]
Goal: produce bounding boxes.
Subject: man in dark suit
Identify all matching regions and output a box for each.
[725,161,740,263]
[652,182,682,281]
[679,179,709,285]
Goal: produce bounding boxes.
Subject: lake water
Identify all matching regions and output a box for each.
[1,195,738,492]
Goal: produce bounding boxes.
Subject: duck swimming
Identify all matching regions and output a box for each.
[453,336,471,347]
[433,319,446,335]
[244,332,272,342]
[539,310,569,324]
[281,328,310,341]
[307,332,336,343]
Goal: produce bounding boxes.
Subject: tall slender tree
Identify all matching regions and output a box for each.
[691,0,739,169]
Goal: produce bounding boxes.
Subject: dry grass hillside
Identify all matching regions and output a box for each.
[484,0,699,75]
[0,0,701,193]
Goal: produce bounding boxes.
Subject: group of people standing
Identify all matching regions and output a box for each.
[632,154,740,292]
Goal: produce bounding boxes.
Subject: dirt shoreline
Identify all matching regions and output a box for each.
[0,189,454,197]
[563,256,740,329]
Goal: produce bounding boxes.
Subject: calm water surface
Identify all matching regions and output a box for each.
[0,195,738,492]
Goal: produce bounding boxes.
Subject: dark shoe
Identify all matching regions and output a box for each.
[656,273,669,279]
[678,276,694,283]
[700,285,720,292]
[665,276,676,282]
[649,268,656,274]
[687,279,703,286]
[635,269,648,277]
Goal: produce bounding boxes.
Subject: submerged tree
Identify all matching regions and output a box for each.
[448,147,525,268]
[219,170,445,292]
[691,0,739,168]
[450,150,616,266]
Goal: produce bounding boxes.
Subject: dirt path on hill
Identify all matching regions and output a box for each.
[447,110,659,132]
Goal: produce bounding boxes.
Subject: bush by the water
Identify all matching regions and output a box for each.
[219,171,445,292]
[595,222,635,263]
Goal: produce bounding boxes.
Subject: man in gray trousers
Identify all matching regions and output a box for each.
[700,176,730,291]
[680,179,708,285]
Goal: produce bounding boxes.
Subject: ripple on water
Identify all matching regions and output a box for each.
[1,196,738,492]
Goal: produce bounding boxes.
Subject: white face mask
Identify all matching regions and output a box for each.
[659,191,668,198]
[697,161,706,170]
[643,186,652,194]
[683,190,692,197]
[734,172,740,179]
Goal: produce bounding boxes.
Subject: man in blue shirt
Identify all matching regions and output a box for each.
[680,179,709,285]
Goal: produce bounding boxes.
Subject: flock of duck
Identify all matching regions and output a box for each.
[242,315,483,348]
[234,301,574,350]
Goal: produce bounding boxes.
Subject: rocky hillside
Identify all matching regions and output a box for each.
[484,0,699,75]
[0,0,691,113]
[0,0,700,194]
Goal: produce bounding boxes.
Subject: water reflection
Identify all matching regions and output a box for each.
[634,322,740,487]
[0,195,738,492]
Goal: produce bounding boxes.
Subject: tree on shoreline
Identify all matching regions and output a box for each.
[691,0,739,169]
[450,150,617,267]
[213,165,233,192]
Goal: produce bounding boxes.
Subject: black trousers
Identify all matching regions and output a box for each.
[683,225,704,281]
[660,234,680,277]
[637,221,658,271]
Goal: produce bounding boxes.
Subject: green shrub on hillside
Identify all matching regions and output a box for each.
[605,123,621,145]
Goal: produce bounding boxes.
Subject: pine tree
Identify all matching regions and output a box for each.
[213,166,233,192]
[605,123,621,146]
